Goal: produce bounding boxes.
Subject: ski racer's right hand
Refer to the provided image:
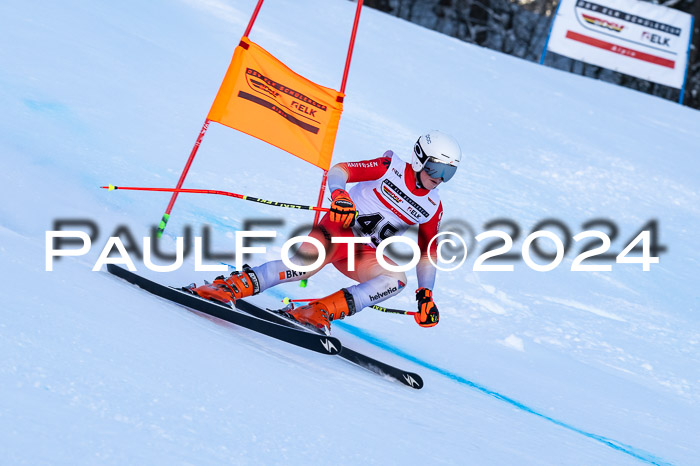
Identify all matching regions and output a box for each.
[414,288,439,327]
[330,189,357,228]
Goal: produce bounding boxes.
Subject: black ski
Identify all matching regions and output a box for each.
[235,301,424,389]
[106,264,341,356]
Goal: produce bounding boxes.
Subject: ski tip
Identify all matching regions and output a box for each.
[402,372,424,389]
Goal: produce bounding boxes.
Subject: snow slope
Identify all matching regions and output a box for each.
[1,0,699,464]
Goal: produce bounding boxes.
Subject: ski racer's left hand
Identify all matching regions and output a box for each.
[330,189,357,229]
[414,288,439,327]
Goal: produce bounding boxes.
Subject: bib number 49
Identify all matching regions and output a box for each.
[356,213,399,246]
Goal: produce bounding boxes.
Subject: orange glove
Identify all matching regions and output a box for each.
[330,189,357,229]
[414,288,439,327]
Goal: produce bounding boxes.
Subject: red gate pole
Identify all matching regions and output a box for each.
[156,118,210,237]
[156,0,266,238]
[243,0,265,38]
[312,171,329,226]
[312,0,364,226]
[339,0,364,97]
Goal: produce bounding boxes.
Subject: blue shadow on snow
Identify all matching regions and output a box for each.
[334,320,672,466]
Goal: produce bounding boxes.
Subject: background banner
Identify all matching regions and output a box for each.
[546,0,693,88]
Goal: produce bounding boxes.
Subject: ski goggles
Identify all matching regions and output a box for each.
[422,157,458,182]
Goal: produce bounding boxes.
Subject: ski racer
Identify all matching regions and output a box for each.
[189,130,462,332]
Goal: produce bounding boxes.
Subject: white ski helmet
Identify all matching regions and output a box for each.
[411,130,462,182]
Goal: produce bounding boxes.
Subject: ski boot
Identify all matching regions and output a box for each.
[285,289,356,333]
[186,266,260,305]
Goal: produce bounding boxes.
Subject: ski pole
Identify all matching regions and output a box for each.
[101,185,330,213]
[282,298,416,316]
[369,304,416,316]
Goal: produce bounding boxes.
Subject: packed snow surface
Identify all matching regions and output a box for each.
[1,0,699,464]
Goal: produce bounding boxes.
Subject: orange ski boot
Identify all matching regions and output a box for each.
[189,267,260,304]
[286,289,356,333]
